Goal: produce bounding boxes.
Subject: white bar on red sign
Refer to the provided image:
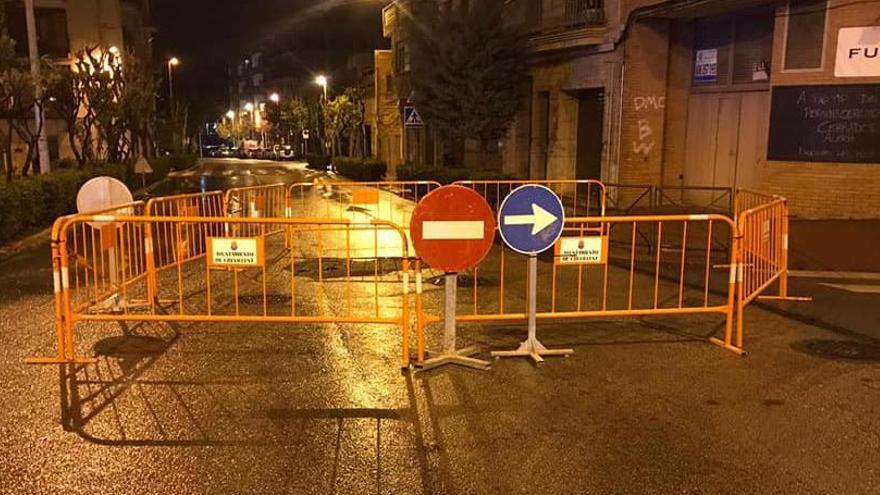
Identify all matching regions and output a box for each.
[422,221,484,240]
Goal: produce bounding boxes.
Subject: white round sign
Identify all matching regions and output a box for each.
[76,176,134,226]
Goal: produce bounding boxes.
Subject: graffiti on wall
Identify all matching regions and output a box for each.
[632,96,665,156]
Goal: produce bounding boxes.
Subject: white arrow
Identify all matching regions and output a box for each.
[504,203,558,236]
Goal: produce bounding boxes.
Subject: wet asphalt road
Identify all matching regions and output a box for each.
[1,159,879,494]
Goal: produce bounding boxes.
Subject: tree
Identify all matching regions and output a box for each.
[119,49,158,158]
[0,35,55,178]
[407,0,528,167]
[46,66,87,165]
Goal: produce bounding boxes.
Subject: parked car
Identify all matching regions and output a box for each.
[278,145,295,160]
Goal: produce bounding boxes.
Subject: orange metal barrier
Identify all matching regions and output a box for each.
[287,180,441,229]
[733,192,808,347]
[146,191,226,217]
[225,183,289,236]
[415,213,743,359]
[27,201,147,365]
[145,191,226,272]
[734,188,781,219]
[27,214,418,367]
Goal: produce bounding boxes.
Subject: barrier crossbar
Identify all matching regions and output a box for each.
[27,213,418,367]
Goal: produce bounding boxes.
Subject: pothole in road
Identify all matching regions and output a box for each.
[791,339,880,362]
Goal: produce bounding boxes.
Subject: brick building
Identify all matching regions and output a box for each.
[500,0,880,218]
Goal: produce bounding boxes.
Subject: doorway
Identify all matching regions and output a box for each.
[683,91,768,197]
[575,88,604,180]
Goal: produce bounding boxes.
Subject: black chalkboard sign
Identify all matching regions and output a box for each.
[767,84,880,163]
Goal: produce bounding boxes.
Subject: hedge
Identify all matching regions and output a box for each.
[306,154,331,171]
[0,154,190,245]
[332,157,387,182]
[396,164,513,184]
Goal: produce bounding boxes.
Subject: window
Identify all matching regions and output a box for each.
[694,17,732,86]
[732,9,774,83]
[693,8,774,88]
[5,5,69,58]
[395,41,409,73]
[784,0,827,70]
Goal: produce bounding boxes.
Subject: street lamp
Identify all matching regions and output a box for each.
[314,75,328,100]
[269,92,280,103]
[167,56,180,100]
[244,102,254,112]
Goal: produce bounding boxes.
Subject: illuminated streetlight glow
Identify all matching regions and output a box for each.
[269,92,280,103]
[167,56,180,100]
[225,110,235,120]
[244,102,254,112]
[314,75,328,100]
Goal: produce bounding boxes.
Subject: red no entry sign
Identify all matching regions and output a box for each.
[411,185,496,273]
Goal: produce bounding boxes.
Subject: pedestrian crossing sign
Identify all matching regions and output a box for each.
[404,106,425,128]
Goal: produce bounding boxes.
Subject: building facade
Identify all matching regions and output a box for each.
[4,0,153,169]
[500,0,880,218]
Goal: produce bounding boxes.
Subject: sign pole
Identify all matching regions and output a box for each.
[418,272,491,371]
[492,256,573,363]
[491,184,573,364]
[444,273,457,351]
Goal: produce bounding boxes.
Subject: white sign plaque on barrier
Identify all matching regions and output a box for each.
[555,236,608,265]
[207,237,264,268]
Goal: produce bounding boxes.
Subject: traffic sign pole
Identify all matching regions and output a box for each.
[419,273,490,371]
[491,255,574,363]
[492,184,573,364]
[410,186,496,372]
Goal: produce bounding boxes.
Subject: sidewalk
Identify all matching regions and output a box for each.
[756,218,880,346]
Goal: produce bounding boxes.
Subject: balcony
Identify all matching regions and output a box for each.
[382,2,397,39]
[505,0,606,53]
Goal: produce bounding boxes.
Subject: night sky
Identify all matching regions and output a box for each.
[151,0,389,114]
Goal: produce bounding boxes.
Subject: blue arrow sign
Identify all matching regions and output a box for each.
[498,185,565,255]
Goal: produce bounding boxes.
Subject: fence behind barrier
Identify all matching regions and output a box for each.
[29,214,418,367]
[453,179,606,217]
[287,180,441,230]
[415,213,742,359]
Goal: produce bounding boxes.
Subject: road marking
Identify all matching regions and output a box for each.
[790,270,880,281]
[818,283,880,294]
[503,203,558,235]
[422,221,484,240]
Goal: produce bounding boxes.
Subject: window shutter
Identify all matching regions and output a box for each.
[784,0,826,70]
